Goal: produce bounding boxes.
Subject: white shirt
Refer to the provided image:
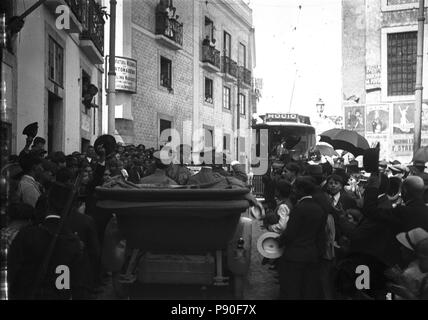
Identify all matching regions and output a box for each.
[330,192,341,207]
[16,175,42,208]
[268,203,291,234]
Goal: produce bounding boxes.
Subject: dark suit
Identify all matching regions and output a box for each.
[363,186,428,234]
[8,217,83,300]
[278,197,327,299]
[67,209,100,297]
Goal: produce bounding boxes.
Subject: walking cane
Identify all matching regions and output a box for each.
[29,173,83,300]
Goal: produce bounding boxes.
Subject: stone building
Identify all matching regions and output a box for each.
[1,0,105,155]
[342,0,428,162]
[104,0,256,165]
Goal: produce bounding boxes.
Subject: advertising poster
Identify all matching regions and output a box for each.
[344,105,365,133]
[366,104,391,160]
[423,103,428,132]
[393,102,415,134]
[366,104,390,134]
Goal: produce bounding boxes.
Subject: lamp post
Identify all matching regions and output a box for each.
[316,98,325,118]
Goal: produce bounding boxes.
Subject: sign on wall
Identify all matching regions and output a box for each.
[393,102,415,134]
[106,56,137,93]
[344,105,365,133]
[365,65,381,91]
[365,104,391,160]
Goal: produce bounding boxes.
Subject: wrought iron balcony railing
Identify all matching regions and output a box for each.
[80,0,105,56]
[238,66,252,86]
[202,44,221,69]
[222,56,238,78]
[155,12,183,47]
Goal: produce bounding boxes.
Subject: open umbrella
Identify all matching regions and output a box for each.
[319,128,370,157]
[412,146,428,164]
[315,142,339,157]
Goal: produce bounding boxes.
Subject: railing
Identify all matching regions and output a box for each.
[238,66,252,86]
[155,12,183,47]
[65,0,83,20]
[222,56,238,78]
[202,44,221,69]
[80,0,105,56]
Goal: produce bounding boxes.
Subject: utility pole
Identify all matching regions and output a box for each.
[236,69,241,161]
[414,0,425,156]
[107,0,117,135]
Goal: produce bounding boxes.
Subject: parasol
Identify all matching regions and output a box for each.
[319,129,370,157]
[315,142,339,157]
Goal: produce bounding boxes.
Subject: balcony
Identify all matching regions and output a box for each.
[201,44,221,73]
[238,66,252,88]
[45,0,83,33]
[155,12,183,50]
[222,56,238,82]
[79,0,105,64]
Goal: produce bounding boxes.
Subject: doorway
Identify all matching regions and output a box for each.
[48,91,63,153]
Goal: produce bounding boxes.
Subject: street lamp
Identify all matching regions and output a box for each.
[316,98,325,117]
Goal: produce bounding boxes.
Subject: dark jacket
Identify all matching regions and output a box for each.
[8,217,83,299]
[279,197,327,263]
[363,186,428,234]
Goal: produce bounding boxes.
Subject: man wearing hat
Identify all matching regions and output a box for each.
[139,149,178,186]
[410,161,428,186]
[389,228,428,299]
[364,175,428,234]
[165,144,192,185]
[325,174,357,211]
[278,176,327,299]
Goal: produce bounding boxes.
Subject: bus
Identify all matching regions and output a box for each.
[251,113,316,197]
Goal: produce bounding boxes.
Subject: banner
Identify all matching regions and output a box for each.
[344,105,365,133]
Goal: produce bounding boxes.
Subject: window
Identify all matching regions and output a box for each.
[223,134,231,151]
[205,77,213,104]
[223,31,231,57]
[48,36,64,87]
[223,86,231,110]
[159,118,172,148]
[387,31,417,96]
[238,43,246,68]
[205,17,214,42]
[160,56,172,89]
[239,93,246,116]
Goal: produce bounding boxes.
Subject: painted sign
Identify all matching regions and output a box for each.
[106,56,137,93]
[366,65,381,90]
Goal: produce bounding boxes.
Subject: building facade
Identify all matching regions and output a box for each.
[104,0,256,166]
[342,0,428,162]
[2,0,105,155]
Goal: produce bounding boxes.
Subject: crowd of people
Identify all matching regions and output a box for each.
[2,133,428,300]
[260,148,428,300]
[1,134,252,300]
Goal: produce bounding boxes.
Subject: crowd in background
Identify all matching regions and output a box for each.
[1,134,250,300]
[259,148,428,299]
[2,133,428,300]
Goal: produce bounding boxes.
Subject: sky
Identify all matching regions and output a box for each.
[249,0,343,118]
